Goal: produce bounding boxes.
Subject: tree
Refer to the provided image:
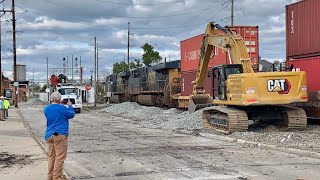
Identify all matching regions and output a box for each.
[129,59,143,70]
[141,43,162,66]
[134,59,143,68]
[112,62,129,74]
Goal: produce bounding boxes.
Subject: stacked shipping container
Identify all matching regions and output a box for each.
[180,26,259,96]
[286,0,320,59]
[286,0,320,118]
[226,26,259,69]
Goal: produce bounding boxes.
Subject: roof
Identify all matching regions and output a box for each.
[153,60,180,71]
[260,60,273,72]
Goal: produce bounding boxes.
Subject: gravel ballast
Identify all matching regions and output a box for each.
[100,102,320,153]
[100,102,203,129]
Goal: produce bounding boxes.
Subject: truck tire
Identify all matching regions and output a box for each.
[75,108,81,113]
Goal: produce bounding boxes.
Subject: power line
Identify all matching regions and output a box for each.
[94,0,185,5]
[182,1,232,37]
[138,0,231,50]
[15,5,28,14]
[1,49,11,58]
[131,0,229,30]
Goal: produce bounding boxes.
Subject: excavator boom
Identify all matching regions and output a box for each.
[193,22,253,92]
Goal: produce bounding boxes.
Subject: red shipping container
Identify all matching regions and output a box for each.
[180,26,259,72]
[181,69,213,96]
[180,34,228,72]
[287,56,320,91]
[286,0,320,59]
[226,26,259,66]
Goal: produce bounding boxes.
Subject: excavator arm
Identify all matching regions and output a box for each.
[189,22,254,112]
[193,22,254,91]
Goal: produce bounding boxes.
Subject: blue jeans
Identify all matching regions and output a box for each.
[4,109,8,118]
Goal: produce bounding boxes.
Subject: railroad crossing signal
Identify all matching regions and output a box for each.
[85,84,91,91]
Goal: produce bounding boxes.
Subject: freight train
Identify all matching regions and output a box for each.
[106,60,187,108]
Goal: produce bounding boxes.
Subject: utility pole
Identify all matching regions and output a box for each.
[32,68,34,97]
[66,56,69,77]
[46,57,49,104]
[71,55,74,81]
[12,0,18,107]
[0,19,2,95]
[94,37,97,107]
[80,56,83,85]
[97,43,99,80]
[231,0,234,26]
[0,0,15,95]
[90,69,93,86]
[127,22,130,70]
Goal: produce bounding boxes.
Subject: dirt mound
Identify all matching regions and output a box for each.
[0,152,33,169]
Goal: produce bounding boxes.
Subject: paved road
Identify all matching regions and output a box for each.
[19,100,320,180]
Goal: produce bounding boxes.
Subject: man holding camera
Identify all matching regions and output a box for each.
[44,92,75,180]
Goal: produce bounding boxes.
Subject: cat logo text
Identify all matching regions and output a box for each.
[267,79,291,94]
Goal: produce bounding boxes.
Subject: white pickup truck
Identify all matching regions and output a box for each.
[56,83,82,113]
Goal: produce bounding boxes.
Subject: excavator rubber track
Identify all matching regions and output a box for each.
[283,106,307,130]
[202,106,249,134]
[202,106,307,134]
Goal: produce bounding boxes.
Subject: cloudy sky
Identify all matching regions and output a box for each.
[0,0,299,81]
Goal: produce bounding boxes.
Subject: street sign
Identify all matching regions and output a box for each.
[45,88,50,93]
[85,84,91,91]
[13,82,18,87]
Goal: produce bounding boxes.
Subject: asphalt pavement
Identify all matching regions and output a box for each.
[18,99,320,180]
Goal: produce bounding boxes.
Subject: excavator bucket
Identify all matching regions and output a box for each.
[188,94,211,113]
[188,97,197,113]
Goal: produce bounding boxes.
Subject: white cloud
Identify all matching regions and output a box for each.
[0,0,299,80]
[23,16,89,30]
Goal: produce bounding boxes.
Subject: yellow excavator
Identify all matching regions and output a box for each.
[189,22,308,134]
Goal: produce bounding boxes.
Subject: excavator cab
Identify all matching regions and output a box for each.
[212,64,243,100]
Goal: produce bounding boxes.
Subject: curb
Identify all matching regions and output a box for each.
[198,132,320,160]
[17,109,71,180]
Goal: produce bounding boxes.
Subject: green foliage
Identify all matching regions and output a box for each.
[112,62,129,74]
[112,43,161,73]
[113,59,144,74]
[134,59,143,68]
[141,43,162,66]
[129,59,143,69]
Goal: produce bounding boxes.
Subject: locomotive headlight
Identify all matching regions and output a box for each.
[301,85,307,92]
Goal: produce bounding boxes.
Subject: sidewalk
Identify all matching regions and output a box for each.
[0,108,47,180]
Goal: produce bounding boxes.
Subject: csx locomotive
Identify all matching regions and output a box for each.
[106,60,183,107]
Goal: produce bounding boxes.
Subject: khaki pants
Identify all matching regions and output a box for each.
[47,135,68,180]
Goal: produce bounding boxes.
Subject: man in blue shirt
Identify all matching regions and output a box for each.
[44,92,75,180]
